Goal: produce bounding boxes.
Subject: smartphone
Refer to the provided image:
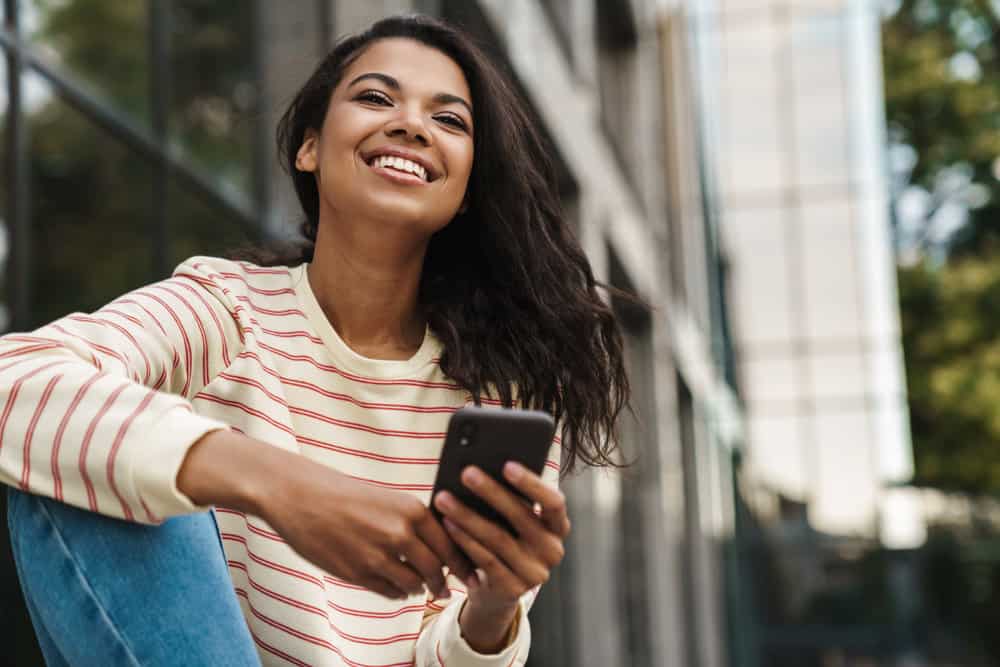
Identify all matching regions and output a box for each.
[431,405,555,535]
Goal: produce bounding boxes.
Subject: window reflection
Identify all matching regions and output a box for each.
[26,71,153,327]
[169,1,256,194]
[27,0,149,123]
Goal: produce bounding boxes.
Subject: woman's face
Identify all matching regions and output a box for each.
[296,38,475,241]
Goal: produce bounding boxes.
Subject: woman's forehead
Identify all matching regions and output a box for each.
[340,38,470,100]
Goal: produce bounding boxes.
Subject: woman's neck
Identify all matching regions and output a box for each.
[306,225,428,361]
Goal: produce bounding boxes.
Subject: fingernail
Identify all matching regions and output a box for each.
[466,574,480,591]
[504,461,524,481]
[462,466,482,486]
[435,492,454,511]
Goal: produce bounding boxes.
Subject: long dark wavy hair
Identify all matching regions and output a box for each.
[233,15,630,473]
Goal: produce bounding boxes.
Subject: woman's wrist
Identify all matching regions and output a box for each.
[177,429,286,516]
[458,596,521,654]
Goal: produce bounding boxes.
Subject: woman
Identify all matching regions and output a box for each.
[2,15,628,667]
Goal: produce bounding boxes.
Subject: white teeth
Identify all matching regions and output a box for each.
[371,155,428,181]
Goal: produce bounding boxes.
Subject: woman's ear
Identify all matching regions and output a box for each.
[295,129,320,172]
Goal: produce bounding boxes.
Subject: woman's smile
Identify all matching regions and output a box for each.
[295,38,474,235]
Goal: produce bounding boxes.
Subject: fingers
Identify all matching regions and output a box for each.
[398,538,450,599]
[414,513,475,584]
[458,466,541,538]
[360,574,410,601]
[377,554,429,598]
[441,518,526,600]
[502,462,570,538]
[434,490,550,587]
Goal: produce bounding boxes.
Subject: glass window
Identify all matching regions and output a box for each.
[812,410,879,535]
[26,72,153,326]
[718,19,785,198]
[168,175,254,269]
[741,355,802,408]
[799,200,862,341]
[169,1,256,195]
[27,0,150,123]
[724,205,796,346]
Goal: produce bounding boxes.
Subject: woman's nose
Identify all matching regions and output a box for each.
[384,107,430,146]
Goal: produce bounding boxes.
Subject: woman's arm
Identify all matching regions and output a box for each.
[0,257,243,523]
[178,427,474,602]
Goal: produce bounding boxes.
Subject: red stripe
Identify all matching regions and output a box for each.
[221,532,324,589]
[237,594,416,666]
[232,352,461,413]
[0,360,69,455]
[101,307,145,328]
[51,373,104,502]
[78,383,128,512]
[106,389,158,520]
[172,278,239,364]
[179,269,296,297]
[116,299,181,375]
[257,341,459,389]
[150,286,210,387]
[193,393,295,436]
[259,327,323,345]
[297,435,440,465]
[0,343,61,361]
[228,560,328,617]
[289,404,445,439]
[241,615,312,667]
[136,291,194,396]
[329,600,425,620]
[20,375,61,490]
[49,322,131,372]
[228,561,420,646]
[151,284,211,386]
[343,474,432,492]
[232,262,293,276]
[68,314,152,384]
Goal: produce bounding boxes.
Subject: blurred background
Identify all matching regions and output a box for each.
[0,0,996,665]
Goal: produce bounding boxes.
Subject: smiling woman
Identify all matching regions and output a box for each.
[1,14,631,667]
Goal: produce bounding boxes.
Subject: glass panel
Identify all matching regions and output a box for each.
[807,350,867,405]
[168,177,254,269]
[718,19,785,197]
[723,205,796,345]
[790,13,851,190]
[0,51,9,332]
[811,410,879,535]
[747,413,810,502]
[27,0,149,122]
[799,200,862,341]
[741,355,802,407]
[169,1,256,195]
[26,72,153,326]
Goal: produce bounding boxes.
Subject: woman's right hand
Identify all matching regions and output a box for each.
[178,429,473,601]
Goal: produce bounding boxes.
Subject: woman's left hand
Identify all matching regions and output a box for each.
[432,461,570,653]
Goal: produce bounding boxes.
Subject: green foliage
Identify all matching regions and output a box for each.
[885,0,1000,494]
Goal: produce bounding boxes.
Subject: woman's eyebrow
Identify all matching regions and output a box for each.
[347,72,473,116]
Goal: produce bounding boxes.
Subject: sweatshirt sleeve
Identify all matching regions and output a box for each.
[414,432,563,666]
[0,256,245,524]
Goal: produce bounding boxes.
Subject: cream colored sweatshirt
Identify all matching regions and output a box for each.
[0,256,561,667]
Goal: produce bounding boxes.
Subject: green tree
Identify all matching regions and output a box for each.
[884,0,1000,494]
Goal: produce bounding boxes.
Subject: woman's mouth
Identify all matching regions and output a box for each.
[366,155,431,185]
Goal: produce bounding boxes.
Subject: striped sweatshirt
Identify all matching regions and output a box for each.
[0,256,561,667]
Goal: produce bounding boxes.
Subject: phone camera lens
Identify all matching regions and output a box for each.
[460,422,476,437]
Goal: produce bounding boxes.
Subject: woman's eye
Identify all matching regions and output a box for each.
[357,91,392,105]
[435,114,468,131]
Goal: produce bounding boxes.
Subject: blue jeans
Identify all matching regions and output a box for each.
[7,489,261,666]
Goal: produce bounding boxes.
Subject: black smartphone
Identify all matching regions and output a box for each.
[431,405,555,535]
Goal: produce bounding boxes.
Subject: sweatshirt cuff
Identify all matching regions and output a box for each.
[432,596,530,666]
[127,406,230,520]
